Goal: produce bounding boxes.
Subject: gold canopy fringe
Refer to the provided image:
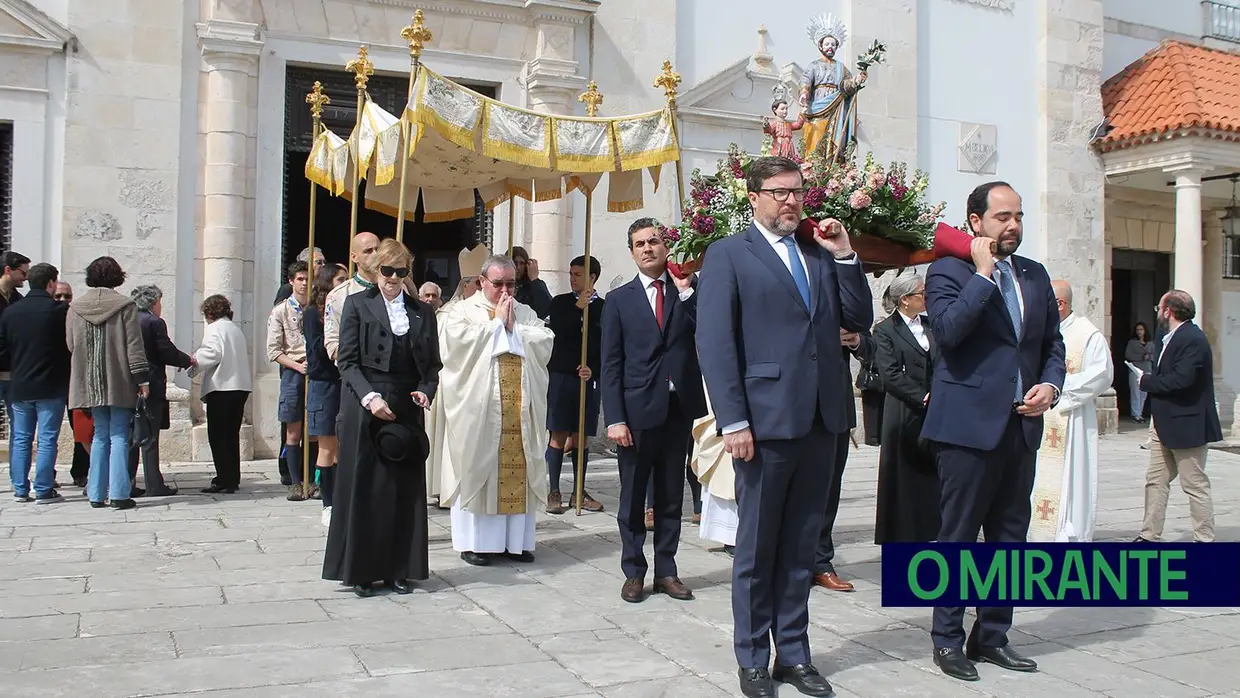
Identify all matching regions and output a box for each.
[424,207,478,223]
[618,144,681,172]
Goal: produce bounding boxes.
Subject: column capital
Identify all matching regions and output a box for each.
[197,19,263,59]
[1163,164,1210,183]
[526,57,586,108]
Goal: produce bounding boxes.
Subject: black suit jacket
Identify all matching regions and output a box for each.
[1140,321,1222,450]
[601,273,707,431]
[337,289,441,405]
[138,310,192,402]
[874,312,936,411]
[0,290,70,402]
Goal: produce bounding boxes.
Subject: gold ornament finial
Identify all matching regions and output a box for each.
[401,9,434,59]
[305,81,330,118]
[346,45,375,90]
[578,81,604,117]
[653,60,682,109]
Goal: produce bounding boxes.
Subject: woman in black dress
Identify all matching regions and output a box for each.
[873,273,941,544]
[322,239,442,598]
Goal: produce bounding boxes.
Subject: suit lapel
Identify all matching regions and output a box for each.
[365,292,393,335]
[744,225,810,317]
[893,313,929,357]
[1015,257,1036,343]
[404,294,423,337]
[661,277,677,336]
[805,242,825,318]
[629,277,661,337]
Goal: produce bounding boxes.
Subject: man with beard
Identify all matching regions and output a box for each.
[920,181,1065,682]
[697,156,872,698]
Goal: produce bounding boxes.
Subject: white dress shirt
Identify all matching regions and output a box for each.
[901,311,931,352]
[1157,322,1180,366]
[720,222,858,435]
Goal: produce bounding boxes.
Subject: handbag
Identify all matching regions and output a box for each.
[855,359,881,392]
[132,395,157,449]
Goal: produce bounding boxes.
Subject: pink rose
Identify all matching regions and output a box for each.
[849,190,873,209]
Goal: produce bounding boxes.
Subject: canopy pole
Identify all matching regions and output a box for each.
[654,61,686,221]
[303,82,330,494]
[507,201,515,258]
[574,81,604,517]
[395,11,433,243]
[345,45,374,276]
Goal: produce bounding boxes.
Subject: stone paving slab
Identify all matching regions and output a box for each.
[0,425,1238,697]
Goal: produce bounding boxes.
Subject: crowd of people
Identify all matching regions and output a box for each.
[0,156,1225,698]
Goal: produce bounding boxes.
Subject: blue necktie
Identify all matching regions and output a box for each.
[995,260,1023,401]
[780,236,811,310]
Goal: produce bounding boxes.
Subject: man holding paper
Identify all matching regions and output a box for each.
[1028,281,1113,543]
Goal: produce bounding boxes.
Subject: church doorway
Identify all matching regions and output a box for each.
[1110,248,1171,421]
[281,67,496,293]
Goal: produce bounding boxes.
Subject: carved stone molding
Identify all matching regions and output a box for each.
[0,0,74,54]
[197,18,264,57]
[950,0,1015,11]
[350,0,597,25]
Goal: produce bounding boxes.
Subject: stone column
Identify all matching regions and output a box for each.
[1172,169,1205,314]
[524,14,587,296]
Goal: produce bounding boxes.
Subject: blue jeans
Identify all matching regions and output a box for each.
[9,398,67,497]
[88,406,135,503]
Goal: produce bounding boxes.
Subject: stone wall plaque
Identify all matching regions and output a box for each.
[958,122,998,174]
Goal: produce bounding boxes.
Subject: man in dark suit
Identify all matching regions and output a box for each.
[920,181,1066,682]
[812,328,875,593]
[697,157,872,698]
[0,263,70,503]
[602,217,706,604]
[1134,290,1221,543]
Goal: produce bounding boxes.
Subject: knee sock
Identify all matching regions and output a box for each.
[285,445,303,485]
[319,466,335,508]
[545,445,564,493]
[567,446,589,496]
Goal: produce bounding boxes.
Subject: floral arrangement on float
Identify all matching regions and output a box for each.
[665,144,950,276]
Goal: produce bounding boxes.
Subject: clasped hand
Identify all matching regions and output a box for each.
[1016,384,1056,417]
[496,292,516,331]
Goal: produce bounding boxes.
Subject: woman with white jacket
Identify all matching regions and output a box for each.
[190,294,252,493]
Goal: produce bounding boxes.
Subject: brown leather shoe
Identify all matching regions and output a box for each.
[546,490,567,515]
[570,490,604,512]
[653,576,694,600]
[621,578,645,603]
[813,572,855,592]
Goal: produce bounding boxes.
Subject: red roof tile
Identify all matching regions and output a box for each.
[1098,40,1240,150]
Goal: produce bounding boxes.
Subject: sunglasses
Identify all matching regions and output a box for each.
[379,265,409,279]
[484,277,517,290]
[53,294,72,301]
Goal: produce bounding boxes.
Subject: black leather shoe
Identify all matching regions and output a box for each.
[503,551,535,563]
[737,667,775,698]
[130,487,146,498]
[461,551,491,566]
[387,579,412,594]
[352,584,374,598]
[1132,536,1153,543]
[772,663,833,696]
[966,644,1037,672]
[109,499,137,510]
[933,648,979,681]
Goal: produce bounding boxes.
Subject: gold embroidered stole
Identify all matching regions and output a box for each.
[492,309,528,515]
[1028,317,1094,541]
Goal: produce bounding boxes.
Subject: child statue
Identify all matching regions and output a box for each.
[761,94,806,161]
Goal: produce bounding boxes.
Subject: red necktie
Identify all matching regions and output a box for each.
[652,279,665,330]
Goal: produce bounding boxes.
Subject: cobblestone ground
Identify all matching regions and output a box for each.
[1,424,1238,697]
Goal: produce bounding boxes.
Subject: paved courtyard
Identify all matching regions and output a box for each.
[1,425,1238,698]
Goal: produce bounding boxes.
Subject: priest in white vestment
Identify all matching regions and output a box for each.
[439,254,554,566]
[425,245,488,507]
[1029,281,1113,543]
[689,387,737,555]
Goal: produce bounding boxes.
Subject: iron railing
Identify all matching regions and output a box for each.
[1204,0,1240,43]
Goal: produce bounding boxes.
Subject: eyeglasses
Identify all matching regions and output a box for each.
[904,291,924,298]
[484,277,517,290]
[379,265,409,279]
[53,294,72,301]
[759,188,807,202]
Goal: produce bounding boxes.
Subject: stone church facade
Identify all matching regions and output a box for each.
[0,0,1143,458]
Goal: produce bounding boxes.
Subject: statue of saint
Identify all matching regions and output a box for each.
[761,91,806,161]
[800,13,867,163]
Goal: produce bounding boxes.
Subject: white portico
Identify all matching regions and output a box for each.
[1095,40,1240,433]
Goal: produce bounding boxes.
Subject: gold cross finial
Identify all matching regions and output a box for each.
[346,45,375,90]
[305,81,330,118]
[401,9,433,59]
[578,81,604,117]
[653,60,682,109]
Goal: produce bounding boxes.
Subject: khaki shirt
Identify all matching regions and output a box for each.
[323,276,372,361]
[266,296,307,364]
